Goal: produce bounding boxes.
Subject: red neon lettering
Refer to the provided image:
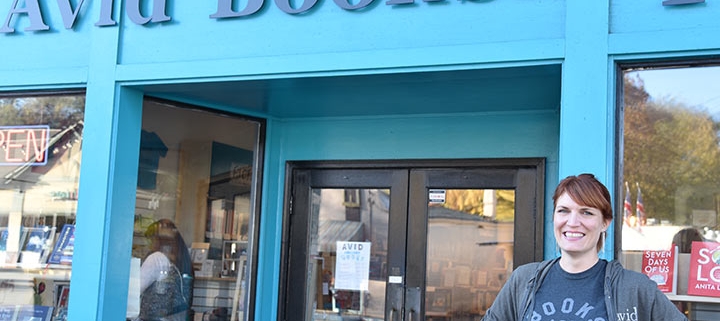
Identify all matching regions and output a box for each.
[1,126,50,165]
[5,129,23,162]
[25,128,47,162]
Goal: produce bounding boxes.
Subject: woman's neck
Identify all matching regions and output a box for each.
[559,253,600,273]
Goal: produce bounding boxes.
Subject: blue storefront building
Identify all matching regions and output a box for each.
[1,0,719,320]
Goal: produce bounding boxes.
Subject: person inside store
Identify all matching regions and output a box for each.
[136,218,194,321]
[672,227,705,253]
[482,173,687,321]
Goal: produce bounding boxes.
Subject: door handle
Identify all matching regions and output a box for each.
[405,286,421,321]
[386,283,403,321]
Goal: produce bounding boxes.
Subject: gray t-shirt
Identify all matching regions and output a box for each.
[526,260,609,321]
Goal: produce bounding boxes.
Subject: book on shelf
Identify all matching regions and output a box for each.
[20,226,55,265]
[0,305,53,321]
[0,228,8,264]
[0,228,8,252]
[47,225,75,265]
[0,227,27,264]
[15,305,53,321]
[641,246,677,294]
[688,241,720,297]
[0,306,14,321]
[56,285,70,309]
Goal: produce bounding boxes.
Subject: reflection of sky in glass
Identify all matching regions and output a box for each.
[627,66,720,120]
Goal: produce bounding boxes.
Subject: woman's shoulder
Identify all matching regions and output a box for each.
[146,251,170,260]
[515,260,547,272]
[606,260,657,288]
[510,259,557,280]
[145,251,172,266]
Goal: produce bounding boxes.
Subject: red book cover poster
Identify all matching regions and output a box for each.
[688,241,720,297]
[642,247,677,294]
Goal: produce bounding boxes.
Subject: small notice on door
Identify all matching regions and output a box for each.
[429,189,446,204]
[335,241,371,291]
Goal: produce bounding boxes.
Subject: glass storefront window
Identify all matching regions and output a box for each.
[0,93,85,321]
[621,65,720,319]
[127,99,262,321]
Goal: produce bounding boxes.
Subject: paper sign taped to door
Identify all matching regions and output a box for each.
[335,241,371,291]
[429,189,446,204]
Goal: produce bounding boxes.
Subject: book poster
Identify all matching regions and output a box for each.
[642,247,677,293]
[334,241,371,291]
[688,241,720,297]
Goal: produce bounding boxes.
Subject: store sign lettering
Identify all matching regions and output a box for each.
[0,125,50,166]
[662,0,704,6]
[51,190,79,201]
[1,0,451,33]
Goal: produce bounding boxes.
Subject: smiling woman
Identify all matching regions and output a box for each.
[552,174,613,267]
[553,193,609,271]
[482,174,687,321]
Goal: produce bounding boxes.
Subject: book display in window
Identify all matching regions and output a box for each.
[47,225,75,265]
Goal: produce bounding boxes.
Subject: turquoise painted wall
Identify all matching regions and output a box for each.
[117,0,565,64]
[609,1,720,55]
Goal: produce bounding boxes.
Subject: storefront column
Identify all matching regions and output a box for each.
[558,0,615,259]
[72,85,143,321]
[254,119,283,320]
[69,1,143,320]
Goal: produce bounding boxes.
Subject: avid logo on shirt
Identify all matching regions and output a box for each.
[530,298,606,321]
[615,307,639,321]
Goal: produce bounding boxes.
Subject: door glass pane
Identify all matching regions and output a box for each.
[308,189,388,321]
[425,189,514,320]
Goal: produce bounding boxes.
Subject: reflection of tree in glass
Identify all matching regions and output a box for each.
[0,96,85,127]
[624,74,720,225]
[440,190,515,222]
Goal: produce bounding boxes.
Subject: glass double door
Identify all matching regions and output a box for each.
[281,161,544,321]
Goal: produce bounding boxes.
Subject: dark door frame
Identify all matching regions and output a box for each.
[277,158,545,321]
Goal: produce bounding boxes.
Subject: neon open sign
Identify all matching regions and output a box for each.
[0,125,50,166]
